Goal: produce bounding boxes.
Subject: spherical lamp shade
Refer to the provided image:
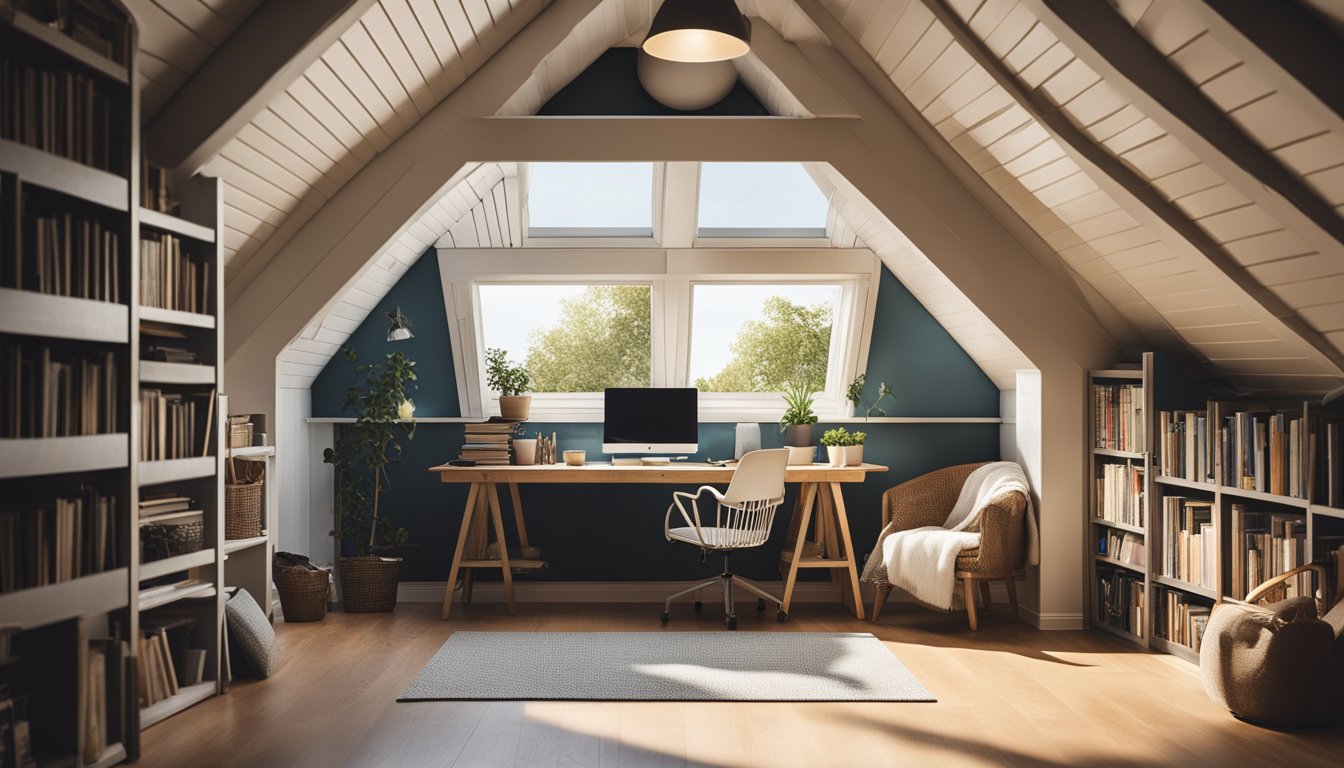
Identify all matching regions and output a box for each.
[637,50,737,111]
[642,0,750,63]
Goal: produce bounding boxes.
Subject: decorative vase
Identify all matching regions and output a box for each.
[339,556,401,612]
[513,438,537,465]
[783,423,813,447]
[844,444,864,467]
[734,423,761,459]
[498,395,531,420]
[826,445,844,467]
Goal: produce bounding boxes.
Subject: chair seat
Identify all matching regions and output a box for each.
[667,526,764,549]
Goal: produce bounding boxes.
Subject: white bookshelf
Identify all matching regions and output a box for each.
[0,288,130,342]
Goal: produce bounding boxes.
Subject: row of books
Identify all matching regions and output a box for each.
[83,637,127,765]
[1152,587,1212,653]
[1229,504,1307,601]
[139,387,214,461]
[1092,383,1144,453]
[2,344,117,438]
[1096,568,1143,637]
[0,487,119,593]
[0,55,118,172]
[1223,410,1307,498]
[141,159,178,215]
[1095,460,1144,528]
[9,0,131,67]
[1157,409,1212,484]
[136,620,207,709]
[458,419,522,465]
[1098,529,1144,567]
[12,208,122,302]
[1160,496,1216,590]
[140,233,210,314]
[1319,417,1341,508]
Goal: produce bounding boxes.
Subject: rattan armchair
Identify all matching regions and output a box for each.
[867,462,1029,629]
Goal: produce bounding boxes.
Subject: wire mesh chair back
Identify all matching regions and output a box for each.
[715,448,788,549]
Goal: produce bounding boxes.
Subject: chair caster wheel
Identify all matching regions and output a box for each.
[725,615,738,630]
[660,611,669,625]
[693,601,702,612]
[757,599,766,611]
[777,609,788,622]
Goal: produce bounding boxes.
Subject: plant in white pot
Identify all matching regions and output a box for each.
[778,382,818,448]
[325,348,416,612]
[820,427,849,467]
[844,430,867,467]
[486,347,531,420]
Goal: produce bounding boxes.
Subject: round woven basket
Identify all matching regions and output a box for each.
[275,568,330,622]
[225,458,265,539]
[339,556,401,612]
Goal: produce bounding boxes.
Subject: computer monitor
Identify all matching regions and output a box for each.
[602,388,698,454]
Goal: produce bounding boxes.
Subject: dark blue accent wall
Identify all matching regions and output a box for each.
[311,249,1001,582]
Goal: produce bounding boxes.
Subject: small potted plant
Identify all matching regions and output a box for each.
[778,382,818,447]
[846,374,865,417]
[324,348,416,612]
[820,427,850,467]
[485,347,531,420]
[845,430,867,467]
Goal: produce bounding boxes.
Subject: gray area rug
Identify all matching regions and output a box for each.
[398,631,934,702]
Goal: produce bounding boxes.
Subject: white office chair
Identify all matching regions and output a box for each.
[661,448,790,629]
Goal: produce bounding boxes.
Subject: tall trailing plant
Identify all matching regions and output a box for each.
[324,348,417,556]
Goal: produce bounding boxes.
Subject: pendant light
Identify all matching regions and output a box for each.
[642,0,750,63]
[385,306,413,342]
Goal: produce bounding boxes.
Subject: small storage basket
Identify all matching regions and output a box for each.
[225,457,264,539]
[339,556,401,612]
[142,518,204,560]
[274,567,330,622]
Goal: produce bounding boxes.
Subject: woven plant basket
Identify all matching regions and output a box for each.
[224,458,264,539]
[339,556,401,612]
[275,567,330,622]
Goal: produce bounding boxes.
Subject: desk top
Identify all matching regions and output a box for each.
[427,462,889,484]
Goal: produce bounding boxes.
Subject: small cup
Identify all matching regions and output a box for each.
[513,438,537,466]
[562,450,586,466]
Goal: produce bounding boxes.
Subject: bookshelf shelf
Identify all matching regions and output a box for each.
[0,288,129,343]
[1093,621,1143,645]
[0,568,129,632]
[0,139,128,210]
[1094,448,1145,460]
[85,743,128,768]
[138,208,215,243]
[1151,574,1218,601]
[1149,636,1200,664]
[1153,475,1215,492]
[0,434,129,478]
[1218,485,1309,509]
[137,682,215,730]
[1092,518,1145,535]
[1310,504,1344,521]
[223,535,268,554]
[137,306,215,329]
[139,361,216,385]
[138,457,216,486]
[137,581,215,612]
[227,445,275,459]
[8,12,130,84]
[139,548,216,582]
[1094,555,1145,575]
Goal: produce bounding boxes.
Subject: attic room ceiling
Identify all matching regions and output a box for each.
[131,0,1344,395]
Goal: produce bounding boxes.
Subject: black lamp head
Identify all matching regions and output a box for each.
[643,0,751,63]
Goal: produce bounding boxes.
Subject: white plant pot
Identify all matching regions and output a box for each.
[844,444,864,467]
[513,438,537,465]
[826,445,844,467]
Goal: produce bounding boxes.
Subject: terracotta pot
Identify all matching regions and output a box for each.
[498,395,532,420]
[844,444,864,467]
[826,445,844,467]
[783,423,814,447]
[339,556,400,612]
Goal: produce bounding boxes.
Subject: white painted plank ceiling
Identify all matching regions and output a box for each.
[126,0,267,118]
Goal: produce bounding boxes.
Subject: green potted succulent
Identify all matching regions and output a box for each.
[485,347,531,420]
[820,427,866,467]
[324,348,417,612]
[778,381,818,448]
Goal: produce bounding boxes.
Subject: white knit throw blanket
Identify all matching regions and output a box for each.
[875,462,1038,610]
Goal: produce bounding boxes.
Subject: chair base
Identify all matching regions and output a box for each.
[871,571,1022,630]
[661,553,787,630]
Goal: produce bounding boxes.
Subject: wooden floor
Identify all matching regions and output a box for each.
[139,601,1343,767]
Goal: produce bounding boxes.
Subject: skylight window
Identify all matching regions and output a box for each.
[697,163,830,237]
[526,163,654,236]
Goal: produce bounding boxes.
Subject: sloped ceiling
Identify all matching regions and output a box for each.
[126,0,267,117]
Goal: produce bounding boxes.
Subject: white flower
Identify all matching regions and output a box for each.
[397,399,415,420]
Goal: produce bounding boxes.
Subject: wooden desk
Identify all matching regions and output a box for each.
[427,462,888,620]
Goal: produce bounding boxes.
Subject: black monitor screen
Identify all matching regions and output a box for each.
[603,388,698,446]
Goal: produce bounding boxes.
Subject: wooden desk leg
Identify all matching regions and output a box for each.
[829,482,865,620]
[442,483,481,620]
[508,482,530,550]
[487,483,516,614]
[817,489,848,606]
[463,488,489,604]
[781,483,818,615]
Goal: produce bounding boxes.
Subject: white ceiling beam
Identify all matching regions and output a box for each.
[921,0,1343,377]
[743,17,859,118]
[1022,0,1344,269]
[143,0,378,172]
[1190,0,1344,136]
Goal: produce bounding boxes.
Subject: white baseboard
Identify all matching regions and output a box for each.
[1020,606,1084,630]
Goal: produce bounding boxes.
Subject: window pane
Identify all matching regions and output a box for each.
[689,284,839,393]
[478,284,652,392]
[527,163,654,232]
[697,163,829,235]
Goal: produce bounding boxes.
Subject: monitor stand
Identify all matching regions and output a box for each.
[611,456,673,466]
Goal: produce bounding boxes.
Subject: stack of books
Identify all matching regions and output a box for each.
[1097,568,1144,637]
[1160,496,1216,589]
[0,487,118,592]
[1095,459,1145,528]
[140,232,210,314]
[2,343,118,438]
[139,388,215,461]
[1219,409,1307,497]
[1093,383,1144,452]
[1153,587,1212,653]
[459,419,522,465]
[137,619,206,708]
[1230,504,1308,600]
[1158,407,1213,482]
[1099,529,1144,567]
[15,208,122,301]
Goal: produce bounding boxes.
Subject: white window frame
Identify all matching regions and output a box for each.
[520,162,663,246]
[438,248,880,422]
[692,162,833,245]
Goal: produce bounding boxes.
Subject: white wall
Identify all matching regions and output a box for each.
[275,387,335,566]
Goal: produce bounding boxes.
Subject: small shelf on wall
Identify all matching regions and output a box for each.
[139,549,216,582]
[0,434,130,478]
[0,288,129,343]
[139,361,216,385]
[138,208,215,243]
[0,568,130,632]
[0,138,129,210]
[138,306,215,329]
[138,682,216,729]
[138,456,216,486]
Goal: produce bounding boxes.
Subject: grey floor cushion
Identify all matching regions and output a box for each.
[225,588,276,678]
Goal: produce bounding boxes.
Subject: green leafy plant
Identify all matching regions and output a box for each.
[325,348,417,556]
[820,427,855,447]
[485,347,530,397]
[865,382,896,419]
[849,430,867,446]
[778,381,818,432]
[845,374,866,407]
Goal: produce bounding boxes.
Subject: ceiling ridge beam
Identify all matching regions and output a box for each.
[1190,0,1344,135]
[922,0,1343,377]
[743,18,859,118]
[1022,0,1344,267]
[144,0,379,172]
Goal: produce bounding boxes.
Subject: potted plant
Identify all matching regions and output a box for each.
[486,347,531,420]
[844,430,867,467]
[864,381,896,420]
[846,374,865,417]
[324,348,416,612]
[820,427,850,467]
[778,382,818,447]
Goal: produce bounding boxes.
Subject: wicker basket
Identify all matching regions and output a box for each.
[338,556,401,612]
[225,458,264,539]
[142,518,204,560]
[275,567,330,622]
